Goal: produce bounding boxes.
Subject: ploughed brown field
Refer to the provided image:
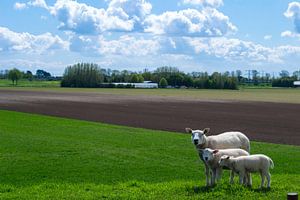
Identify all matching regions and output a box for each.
[0,88,299,145]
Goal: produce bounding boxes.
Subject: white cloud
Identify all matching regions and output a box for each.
[27,0,48,9]
[48,0,152,34]
[263,35,272,40]
[284,2,300,33]
[22,0,235,37]
[144,8,236,37]
[14,2,27,10]
[108,0,152,19]
[0,26,68,54]
[182,0,223,7]
[281,30,300,39]
[69,34,160,56]
[184,37,300,63]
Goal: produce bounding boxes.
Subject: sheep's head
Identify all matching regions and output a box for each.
[185,127,210,146]
[219,155,231,167]
[202,148,219,162]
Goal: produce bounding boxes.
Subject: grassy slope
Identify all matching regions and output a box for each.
[1,86,300,104]
[0,110,299,199]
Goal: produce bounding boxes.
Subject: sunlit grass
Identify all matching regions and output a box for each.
[0,110,299,199]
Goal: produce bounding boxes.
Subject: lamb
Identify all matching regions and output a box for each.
[201,148,249,185]
[219,154,274,188]
[185,127,250,186]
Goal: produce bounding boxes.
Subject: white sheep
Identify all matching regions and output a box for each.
[186,128,250,152]
[219,154,274,188]
[185,127,250,186]
[201,148,249,185]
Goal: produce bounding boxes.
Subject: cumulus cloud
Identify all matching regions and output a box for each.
[28,0,48,9]
[0,26,68,54]
[284,2,300,33]
[48,0,152,34]
[20,0,234,37]
[67,33,300,65]
[14,2,27,10]
[69,34,160,56]
[184,37,300,63]
[144,8,237,37]
[14,0,48,10]
[182,0,223,7]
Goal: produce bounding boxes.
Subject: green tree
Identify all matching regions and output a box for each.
[8,68,22,85]
[23,70,33,81]
[61,63,104,88]
[159,77,168,88]
[183,75,193,87]
[130,74,139,83]
[137,74,144,83]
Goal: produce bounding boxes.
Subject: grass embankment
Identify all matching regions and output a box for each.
[0,110,299,199]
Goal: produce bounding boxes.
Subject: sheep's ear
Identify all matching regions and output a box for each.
[185,128,192,134]
[213,150,219,154]
[203,128,210,135]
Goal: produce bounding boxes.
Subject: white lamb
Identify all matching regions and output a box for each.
[201,148,249,185]
[185,127,250,186]
[219,154,274,188]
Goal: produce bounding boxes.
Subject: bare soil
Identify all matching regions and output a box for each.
[1,89,299,145]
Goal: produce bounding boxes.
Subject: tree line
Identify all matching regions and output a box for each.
[0,68,58,85]
[60,64,240,89]
[2,64,299,89]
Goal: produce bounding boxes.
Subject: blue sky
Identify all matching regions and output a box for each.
[1,0,300,76]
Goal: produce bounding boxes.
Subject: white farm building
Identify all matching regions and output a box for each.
[294,81,300,87]
[113,81,158,88]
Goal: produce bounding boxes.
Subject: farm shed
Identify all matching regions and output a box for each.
[294,81,300,87]
[113,81,158,88]
[134,81,158,88]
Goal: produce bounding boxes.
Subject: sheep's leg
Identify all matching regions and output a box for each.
[243,173,247,186]
[216,168,222,182]
[204,164,211,186]
[239,171,245,185]
[266,172,271,188]
[260,171,265,188]
[211,169,216,186]
[246,172,252,187]
[229,170,235,184]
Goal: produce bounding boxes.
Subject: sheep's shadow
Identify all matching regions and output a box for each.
[190,185,216,194]
[188,184,271,195]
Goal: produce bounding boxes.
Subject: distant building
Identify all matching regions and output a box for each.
[294,81,300,87]
[134,81,158,88]
[113,81,158,88]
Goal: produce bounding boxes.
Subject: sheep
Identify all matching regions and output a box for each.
[219,154,274,188]
[201,148,250,186]
[185,128,250,153]
[185,127,250,186]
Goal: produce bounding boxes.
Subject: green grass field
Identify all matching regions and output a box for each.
[0,110,299,199]
[0,79,60,87]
